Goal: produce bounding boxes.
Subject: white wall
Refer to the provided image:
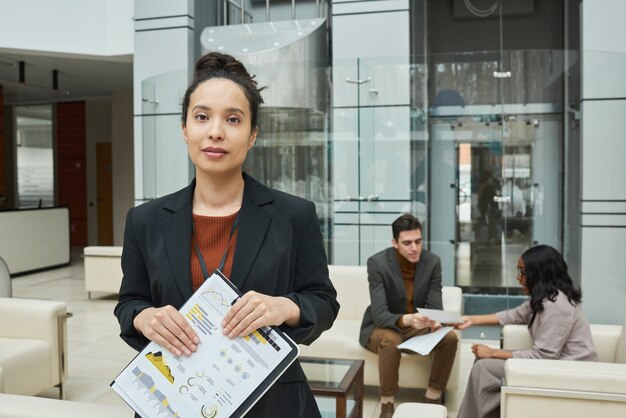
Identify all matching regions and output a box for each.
[133,0,195,203]
[580,0,626,325]
[0,0,133,56]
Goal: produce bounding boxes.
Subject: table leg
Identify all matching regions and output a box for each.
[336,394,347,418]
[355,366,364,418]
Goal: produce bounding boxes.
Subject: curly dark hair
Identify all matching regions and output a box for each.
[181,52,265,128]
[521,244,582,317]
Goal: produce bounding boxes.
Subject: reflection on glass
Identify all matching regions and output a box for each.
[141,70,189,199]
[15,105,54,208]
[244,106,330,248]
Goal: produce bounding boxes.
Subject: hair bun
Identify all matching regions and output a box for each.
[194,52,257,87]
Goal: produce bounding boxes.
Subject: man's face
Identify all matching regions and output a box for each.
[392,229,423,264]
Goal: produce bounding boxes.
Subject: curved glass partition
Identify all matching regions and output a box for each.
[136,48,576,317]
[141,69,189,200]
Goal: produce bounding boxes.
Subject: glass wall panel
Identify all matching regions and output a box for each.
[141,70,189,200]
[429,50,565,296]
[15,105,54,208]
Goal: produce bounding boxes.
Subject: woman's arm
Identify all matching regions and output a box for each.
[514,294,577,359]
[456,313,500,329]
[472,343,513,360]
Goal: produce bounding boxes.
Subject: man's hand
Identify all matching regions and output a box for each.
[402,313,437,330]
[221,291,300,339]
[133,306,200,357]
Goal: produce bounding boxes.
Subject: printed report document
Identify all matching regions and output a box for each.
[396,326,455,356]
[111,270,299,418]
[415,308,463,324]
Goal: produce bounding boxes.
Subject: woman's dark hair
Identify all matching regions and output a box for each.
[391,214,422,241]
[522,244,582,316]
[181,52,265,128]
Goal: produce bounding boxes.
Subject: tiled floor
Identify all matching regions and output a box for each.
[12,250,492,418]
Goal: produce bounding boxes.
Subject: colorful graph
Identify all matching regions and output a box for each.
[243,327,280,351]
[200,288,233,317]
[185,304,217,336]
[145,351,174,384]
[132,366,180,418]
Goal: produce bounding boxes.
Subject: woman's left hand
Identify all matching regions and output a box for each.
[471,343,495,359]
[221,291,300,338]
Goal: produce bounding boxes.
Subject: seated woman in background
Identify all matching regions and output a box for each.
[456,244,598,418]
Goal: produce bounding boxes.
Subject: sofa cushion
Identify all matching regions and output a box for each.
[328,265,369,321]
[0,338,52,395]
[83,246,123,257]
[505,358,626,395]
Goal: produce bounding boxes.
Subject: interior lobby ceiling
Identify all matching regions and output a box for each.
[0,49,132,105]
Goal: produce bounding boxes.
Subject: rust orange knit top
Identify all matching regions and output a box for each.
[396,249,416,314]
[190,211,239,291]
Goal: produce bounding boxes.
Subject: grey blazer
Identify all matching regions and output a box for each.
[359,247,442,347]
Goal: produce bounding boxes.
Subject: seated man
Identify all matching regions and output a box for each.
[359,214,458,418]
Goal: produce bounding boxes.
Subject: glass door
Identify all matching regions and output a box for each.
[331,57,424,265]
[431,112,561,294]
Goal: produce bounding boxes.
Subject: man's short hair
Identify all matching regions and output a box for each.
[392,214,422,240]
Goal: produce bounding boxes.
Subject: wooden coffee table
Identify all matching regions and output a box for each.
[299,356,365,418]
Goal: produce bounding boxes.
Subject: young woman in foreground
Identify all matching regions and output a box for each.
[456,245,597,418]
[114,52,339,417]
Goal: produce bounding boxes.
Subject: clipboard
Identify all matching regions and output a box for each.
[111,270,300,418]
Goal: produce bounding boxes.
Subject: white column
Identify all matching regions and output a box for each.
[580,0,626,324]
[133,0,195,205]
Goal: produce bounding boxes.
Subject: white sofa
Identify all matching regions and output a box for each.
[0,298,68,398]
[83,246,123,298]
[299,265,462,395]
[500,317,626,418]
[0,393,133,418]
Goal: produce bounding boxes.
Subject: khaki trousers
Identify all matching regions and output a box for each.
[366,326,458,396]
[456,358,505,418]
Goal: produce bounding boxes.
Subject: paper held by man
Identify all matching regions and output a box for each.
[415,308,462,325]
[396,326,455,356]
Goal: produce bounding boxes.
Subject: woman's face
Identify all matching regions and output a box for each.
[182,78,257,177]
[516,257,528,294]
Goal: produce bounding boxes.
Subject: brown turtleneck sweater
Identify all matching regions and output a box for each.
[190,211,239,291]
[395,249,417,314]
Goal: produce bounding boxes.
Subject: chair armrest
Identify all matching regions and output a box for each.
[502,324,532,350]
[442,286,463,314]
[0,297,67,340]
[505,358,626,395]
[0,297,68,384]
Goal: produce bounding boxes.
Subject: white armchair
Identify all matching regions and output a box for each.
[500,317,626,418]
[0,298,68,398]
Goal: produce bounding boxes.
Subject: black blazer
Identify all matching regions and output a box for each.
[359,247,442,347]
[114,174,339,416]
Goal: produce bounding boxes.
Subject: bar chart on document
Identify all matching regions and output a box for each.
[111,271,297,418]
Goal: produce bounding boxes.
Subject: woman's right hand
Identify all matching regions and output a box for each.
[133,306,200,357]
[455,315,473,330]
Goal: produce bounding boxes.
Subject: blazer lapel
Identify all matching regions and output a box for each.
[161,182,194,300]
[387,248,406,303]
[230,174,273,291]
